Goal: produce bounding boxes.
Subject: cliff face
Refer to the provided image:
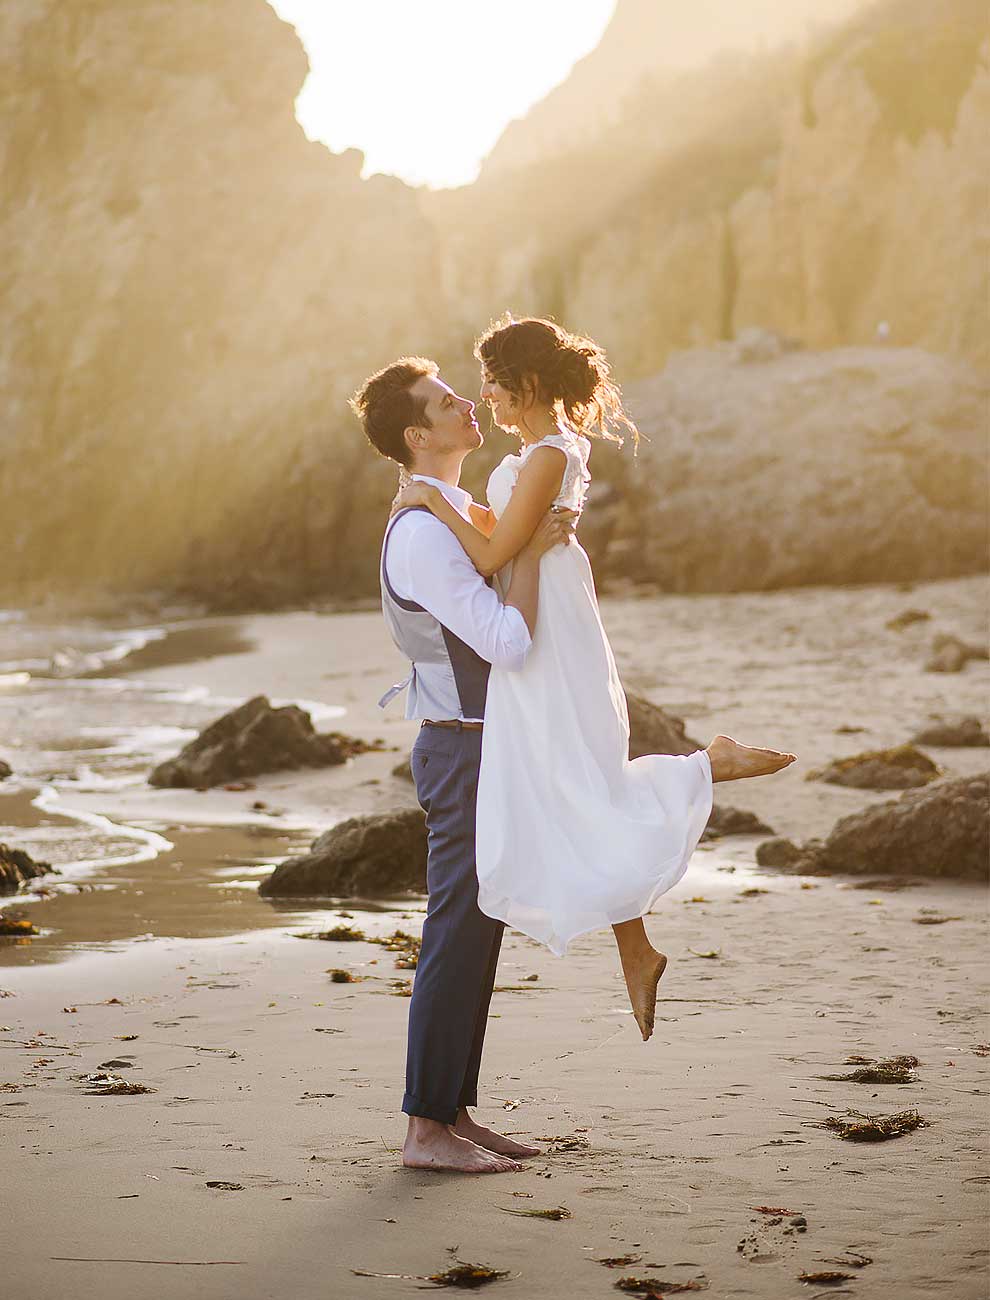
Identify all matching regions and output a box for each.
[445,0,990,376]
[609,333,989,592]
[2,0,987,609]
[1,0,444,606]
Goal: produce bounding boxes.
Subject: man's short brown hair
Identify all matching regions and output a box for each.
[349,357,439,468]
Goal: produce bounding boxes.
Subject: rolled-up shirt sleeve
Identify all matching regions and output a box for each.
[387,513,532,671]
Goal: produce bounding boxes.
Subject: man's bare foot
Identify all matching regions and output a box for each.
[619,945,667,1042]
[706,734,796,783]
[453,1109,541,1158]
[402,1119,522,1174]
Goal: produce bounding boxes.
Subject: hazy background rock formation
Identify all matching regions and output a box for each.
[2,0,987,609]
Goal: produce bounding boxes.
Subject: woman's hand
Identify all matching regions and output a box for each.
[389,480,438,518]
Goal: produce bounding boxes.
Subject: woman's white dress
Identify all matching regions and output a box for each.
[476,431,713,956]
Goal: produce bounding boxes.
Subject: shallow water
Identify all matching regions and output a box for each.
[0,611,378,965]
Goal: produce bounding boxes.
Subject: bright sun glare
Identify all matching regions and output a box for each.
[267,0,617,189]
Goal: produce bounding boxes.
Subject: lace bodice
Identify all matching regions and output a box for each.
[486,431,591,520]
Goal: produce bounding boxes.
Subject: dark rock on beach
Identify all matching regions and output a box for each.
[259,809,428,898]
[149,696,381,789]
[0,760,12,781]
[626,693,703,759]
[761,775,989,880]
[755,837,806,869]
[924,634,989,674]
[806,744,939,790]
[703,805,775,842]
[0,844,55,896]
[885,608,931,632]
[911,717,990,748]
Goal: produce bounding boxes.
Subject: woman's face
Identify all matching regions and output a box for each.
[480,368,519,431]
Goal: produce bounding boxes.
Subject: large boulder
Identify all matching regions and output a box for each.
[0,844,54,896]
[911,717,990,748]
[627,693,703,759]
[758,774,988,879]
[702,804,774,841]
[150,696,378,789]
[806,744,940,791]
[259,809,427,897]
[606,343,989,592]
[924,634,989,673]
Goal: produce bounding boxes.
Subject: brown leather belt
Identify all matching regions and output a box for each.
[421,719,484,731]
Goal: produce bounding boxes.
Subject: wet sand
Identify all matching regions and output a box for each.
[1,574,988,1297]
[2,872,987,1299]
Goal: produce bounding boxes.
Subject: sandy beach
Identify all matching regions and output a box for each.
[1,575,988,1298]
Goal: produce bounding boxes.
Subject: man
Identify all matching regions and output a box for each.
[350,357,574,1174]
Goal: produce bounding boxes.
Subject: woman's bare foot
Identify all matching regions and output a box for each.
[706,734,796,783]
[613,917,667,1042]
[402,1118,522,1173]
[453,1109,541,1158]
[623,947,667,1041]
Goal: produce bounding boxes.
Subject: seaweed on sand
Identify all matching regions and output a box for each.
[352,1259,509,1288]
[81,1072,155,1096]
[819,1108,929,1140]
[797,1270,854,1284]
[615,1280,708,1294]
[0,915,37,936]
[372,929,421,970]
[820,1054,919,1083]
[301,924,367,941]
[499,1205,571,1220]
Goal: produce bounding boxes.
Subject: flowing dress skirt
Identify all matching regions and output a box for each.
[476,538,712,956]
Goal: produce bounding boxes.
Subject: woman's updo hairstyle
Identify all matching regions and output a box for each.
[475,314,638,447]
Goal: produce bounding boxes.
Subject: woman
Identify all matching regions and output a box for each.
[393,315,794,1039]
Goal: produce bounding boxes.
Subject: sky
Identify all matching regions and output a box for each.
[267,0,617,189]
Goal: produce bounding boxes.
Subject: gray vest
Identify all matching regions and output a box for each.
[378,507,491,721]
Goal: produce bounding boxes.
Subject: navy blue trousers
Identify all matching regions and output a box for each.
[403,725,504,1124]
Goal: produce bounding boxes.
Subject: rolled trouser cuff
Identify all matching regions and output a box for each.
[402,1090,459,1125]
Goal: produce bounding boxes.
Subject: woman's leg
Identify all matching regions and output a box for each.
[612,916,667,1042]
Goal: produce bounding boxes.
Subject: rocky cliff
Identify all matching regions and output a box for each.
[1,0,987,609]
[432,0,990,374]
[1,0,449,607]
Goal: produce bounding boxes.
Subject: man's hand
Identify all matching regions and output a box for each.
[522,508,578,559]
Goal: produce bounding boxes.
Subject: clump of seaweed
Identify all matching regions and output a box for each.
[821,1054,919,1083]
[0,915,37,936]
[615,1280,708,1294]
[372,929,421,970]
[353,1259,509,1288]
[819,1108,929,1141]
[327,969,359,984]
[81,1072,155,1096]
[594,1255,642,1268]
[499,1205,571,1220]
[798,1270,854,1284]
[311,924,367,941]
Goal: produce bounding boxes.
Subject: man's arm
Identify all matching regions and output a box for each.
[386,512,571,669]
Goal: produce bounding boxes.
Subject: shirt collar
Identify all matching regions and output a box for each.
[411,474,473,519]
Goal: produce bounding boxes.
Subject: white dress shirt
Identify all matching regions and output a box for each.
[384,475,532,721]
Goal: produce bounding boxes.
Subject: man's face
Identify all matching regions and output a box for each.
[408,375,481,458]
